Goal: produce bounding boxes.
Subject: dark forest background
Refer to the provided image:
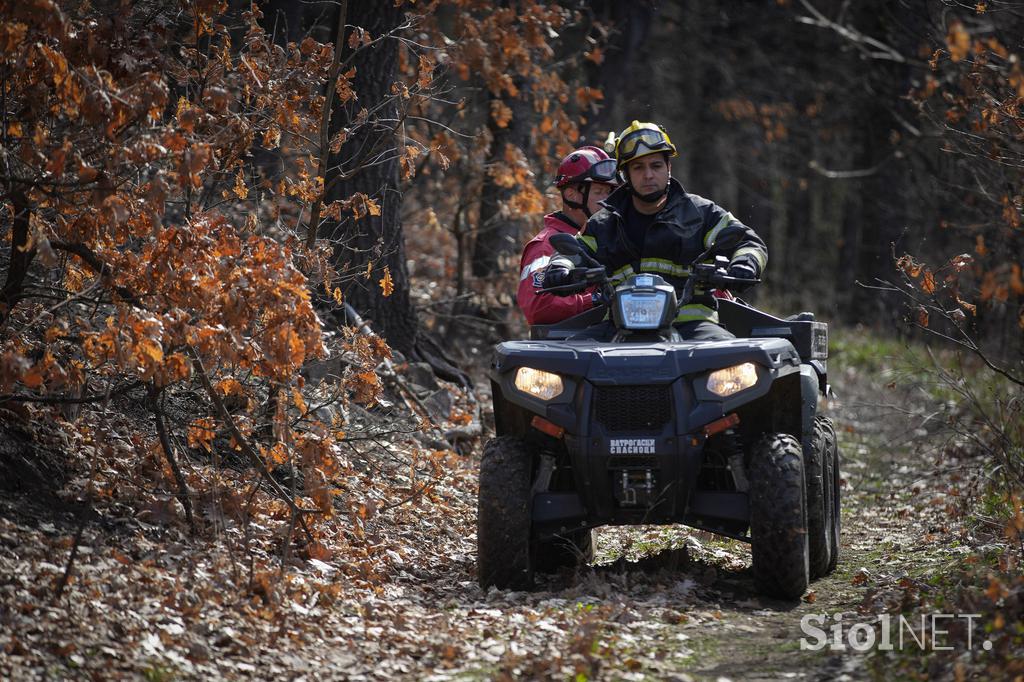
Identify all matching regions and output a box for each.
[572,0,1020,351]
[338,0,1024,369]
[1,2,1022,677]
[1,0,1021,513]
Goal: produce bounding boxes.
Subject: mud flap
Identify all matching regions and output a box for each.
[799,365,819,440]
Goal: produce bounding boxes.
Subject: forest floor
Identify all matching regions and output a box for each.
[0,329,1009,681]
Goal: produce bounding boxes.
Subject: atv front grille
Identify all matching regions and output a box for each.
[608,456,658,469]
[593,385,672,432]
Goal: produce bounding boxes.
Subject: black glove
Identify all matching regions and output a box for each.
[541,263,575,290]
[727,262,756,281]
[590,289,608,307]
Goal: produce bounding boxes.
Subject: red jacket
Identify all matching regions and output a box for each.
[517,212,596,325]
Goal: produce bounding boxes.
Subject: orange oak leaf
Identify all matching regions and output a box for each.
[379,267,394,297]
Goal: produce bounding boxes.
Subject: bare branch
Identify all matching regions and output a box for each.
[795,0,912,64]
[0,381,142,405]
[148,383,198,534]
[307,0,350,250]
[50,240,141,305]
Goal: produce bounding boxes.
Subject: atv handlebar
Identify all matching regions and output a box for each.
[540,267,610,295]
[691,262,761,289]
[544,233,760,305]
[680,260,759,305]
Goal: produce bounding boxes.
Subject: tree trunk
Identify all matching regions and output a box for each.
[471,86,533,279]
[321,1,466,384]
[320,1,417,358]
[0,191,34,328]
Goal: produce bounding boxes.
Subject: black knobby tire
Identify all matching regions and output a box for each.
[818,417,842,573]
[477,437,534,590]
[749,433,810,600]
[807,418,832,578]
[533,528,594,574]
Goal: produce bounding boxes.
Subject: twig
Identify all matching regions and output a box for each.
[860,275,1024,388]
[148,383,198,534]
[795,0,910,64]
[342,302,447,439]
[0,191,33,327]
[22,277,103,330]
[377,479,439,512]
[280,501,298,577]
[53,380,116,603]
[52,517,86,604]
[307,0,350,249]
[808,157,890,179]
[50,240,141,304]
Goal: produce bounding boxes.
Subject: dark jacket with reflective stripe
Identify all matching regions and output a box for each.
[576,179,768,322]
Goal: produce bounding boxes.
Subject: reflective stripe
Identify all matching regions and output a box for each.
[675,304,719,323]
[733,246,767,271]
[703,212,735,248]
[610,263,635,284]
[639,258,689,278]
[519,255,551,281]
[579,234,598,252]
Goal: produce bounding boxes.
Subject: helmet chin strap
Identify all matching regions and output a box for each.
[563,183,595,218]
[626,177,668,204]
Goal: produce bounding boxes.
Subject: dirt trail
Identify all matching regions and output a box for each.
[1,355,968,681]
[316,360,961,681]
[671,376,946,682]
[450,364,958,682]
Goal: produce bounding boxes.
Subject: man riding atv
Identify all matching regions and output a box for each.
[477,122,840,601]
[542,120,767,340]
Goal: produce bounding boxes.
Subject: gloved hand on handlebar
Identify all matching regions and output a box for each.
[590,289,609,307]
[541,262,575,290]
[726,261,757,281]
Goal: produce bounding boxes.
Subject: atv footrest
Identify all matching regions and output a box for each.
[687,491,749,523]
[533,492,586,524]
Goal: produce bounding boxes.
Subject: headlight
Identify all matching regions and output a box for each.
[514,367,564,400]
[707,363,758,397]
[617,291,669,329]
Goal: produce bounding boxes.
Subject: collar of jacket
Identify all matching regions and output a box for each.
[597,177,688,222]
[543,211,582,233]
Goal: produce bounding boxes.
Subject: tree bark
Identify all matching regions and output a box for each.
[0,191,34,328]
[471,85,533,280]
[320,1,417,357]
[320,1,467,384]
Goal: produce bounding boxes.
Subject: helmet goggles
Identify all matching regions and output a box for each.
[555,157,618,187]
[616,128,672,165]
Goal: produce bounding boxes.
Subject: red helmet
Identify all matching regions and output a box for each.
[553,146,618,189]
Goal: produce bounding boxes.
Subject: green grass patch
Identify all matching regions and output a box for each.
[830,325,917,375]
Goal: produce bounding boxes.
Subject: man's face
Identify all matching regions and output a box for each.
[586,182,614,214]
[626,154,670,198]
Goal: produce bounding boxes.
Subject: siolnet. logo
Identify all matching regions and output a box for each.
[800,612,990,652]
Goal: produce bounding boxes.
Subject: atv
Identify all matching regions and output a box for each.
[477,233,841,599]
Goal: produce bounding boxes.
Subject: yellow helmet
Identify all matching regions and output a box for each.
[614,120,678,171]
